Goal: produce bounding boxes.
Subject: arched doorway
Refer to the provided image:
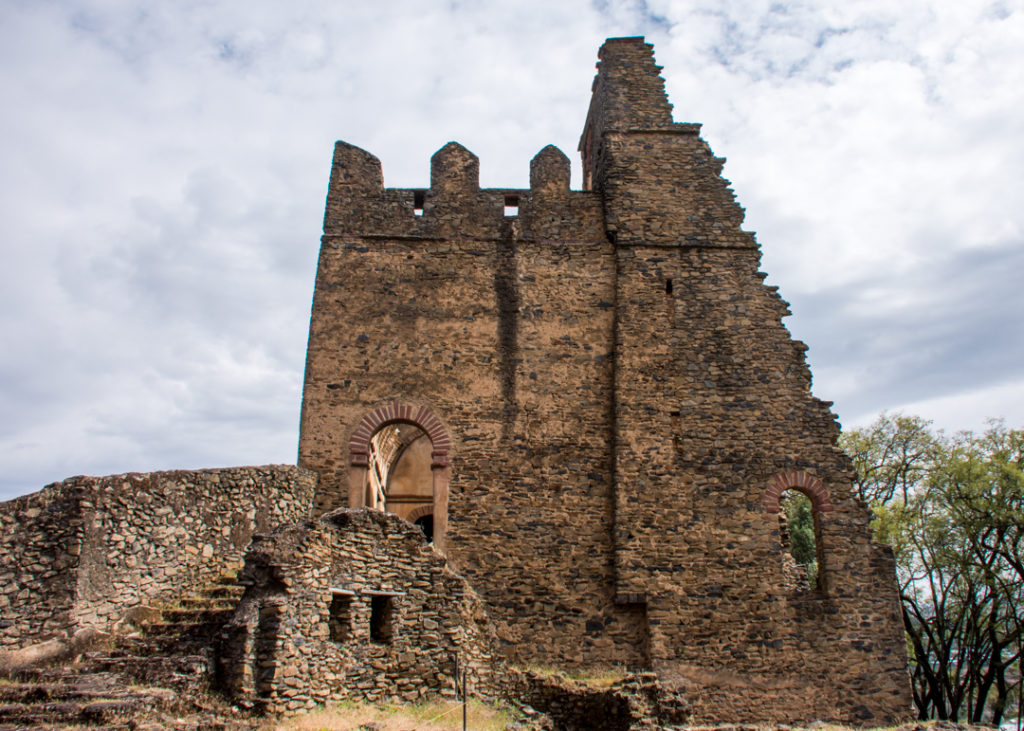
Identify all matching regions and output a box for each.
[365,422,433,521]
[348,402,451,550]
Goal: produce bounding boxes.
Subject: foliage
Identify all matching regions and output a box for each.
[782,490,818,584]
[842,415,1024,725]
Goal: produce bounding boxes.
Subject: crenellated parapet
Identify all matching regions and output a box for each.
[322,141,604,242]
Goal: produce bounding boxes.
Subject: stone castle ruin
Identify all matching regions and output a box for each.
[0,37,911,726]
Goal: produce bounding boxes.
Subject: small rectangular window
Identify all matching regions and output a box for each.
[370,595,393,644]
[413,190,426,216]
[328,594,352,642]
[504,194,519,217]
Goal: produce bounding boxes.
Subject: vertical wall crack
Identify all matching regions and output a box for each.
[495,219,520,442]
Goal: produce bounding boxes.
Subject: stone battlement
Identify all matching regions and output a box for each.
[323,141,606,242]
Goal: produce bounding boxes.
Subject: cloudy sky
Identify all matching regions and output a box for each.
[1,0,1021,500]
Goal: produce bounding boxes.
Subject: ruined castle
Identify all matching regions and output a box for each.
[0,37,911,726]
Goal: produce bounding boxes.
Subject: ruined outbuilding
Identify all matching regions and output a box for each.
[297,37,912,723]
[220,508,503,714]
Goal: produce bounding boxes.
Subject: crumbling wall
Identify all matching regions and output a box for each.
[579,38,911,724]
[0,482,87,648]
[0,465,315,647]
[296,35,912,725]
[221,508,504,714]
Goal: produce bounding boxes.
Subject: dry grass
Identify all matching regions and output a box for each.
[268,697,517,730]
[520,663,630,688]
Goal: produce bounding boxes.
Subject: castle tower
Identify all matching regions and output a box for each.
[298,37,911,724]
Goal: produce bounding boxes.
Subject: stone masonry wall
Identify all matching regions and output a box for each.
[300,142,650,667]
[0,481,87,648]
[221,508,504,714]
[298,36,913,724]
[580,37,910,724]
[0,465,315,648]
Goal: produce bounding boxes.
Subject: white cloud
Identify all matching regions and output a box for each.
[1,0,1022,498]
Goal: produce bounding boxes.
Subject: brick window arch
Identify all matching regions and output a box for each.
[762,469,833,514]
[349,402,451,469]
[347,401,451,551]
[406,505,434,523]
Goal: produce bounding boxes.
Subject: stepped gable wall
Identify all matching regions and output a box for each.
[0,465,315,648]
[221,507,504,714]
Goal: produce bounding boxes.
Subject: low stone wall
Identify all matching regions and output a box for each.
[0,465,316,648]
[221,508,504,714]
[507,670,690,731]
[0,482,88,648]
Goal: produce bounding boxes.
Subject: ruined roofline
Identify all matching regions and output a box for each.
[579,36,705,187]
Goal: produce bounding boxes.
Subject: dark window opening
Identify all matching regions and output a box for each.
[328,593,352,642]
[665,277,676,326]
[504,194,519,217]
[414,514,434,543]
[413,190,426,216]
[370,596,394,644]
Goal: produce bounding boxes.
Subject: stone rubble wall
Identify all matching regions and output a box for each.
[507,670,691,731]
[301,141,650,668]
[221,508,505,714]
[0,465,316,648]
[0,481,87,648]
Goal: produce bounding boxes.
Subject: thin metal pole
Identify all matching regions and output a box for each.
[462,664,467,731]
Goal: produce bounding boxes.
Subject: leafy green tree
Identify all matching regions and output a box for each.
[782,490,818,584]
[842,415,1024,724]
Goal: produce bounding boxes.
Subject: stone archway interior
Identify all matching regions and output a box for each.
[366,423,432,521]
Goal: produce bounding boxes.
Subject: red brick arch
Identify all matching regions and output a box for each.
[762,470,834,514]
[347,401,452,551]
[349,401,451,469]
[406,505,434,523]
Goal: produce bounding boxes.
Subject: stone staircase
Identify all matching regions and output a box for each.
[0,573,254,730]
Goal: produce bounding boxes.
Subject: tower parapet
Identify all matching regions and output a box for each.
[321,142,604,242]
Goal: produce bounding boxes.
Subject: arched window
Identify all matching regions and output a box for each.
[763,470,833,594]
[778,489,820,591]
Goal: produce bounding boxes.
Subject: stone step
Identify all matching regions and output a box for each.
[0,681,176,727]
[88,655,212,692]
[0,682,133,703]
[136,620,224,644]
[157,607,235,625]
[9,667,125,686]
[199,582,245,599]
[177,595,240,610]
